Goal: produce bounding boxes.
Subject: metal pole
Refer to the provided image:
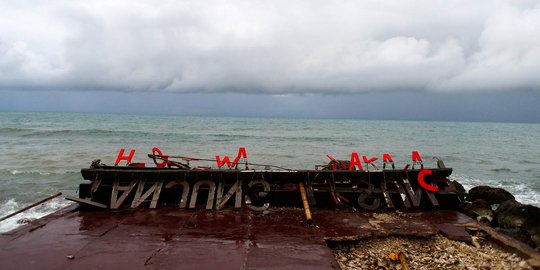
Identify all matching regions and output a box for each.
[298,182,313,225]
[0,192,62,223]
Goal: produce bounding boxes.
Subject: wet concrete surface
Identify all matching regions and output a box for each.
[0,206,473,270]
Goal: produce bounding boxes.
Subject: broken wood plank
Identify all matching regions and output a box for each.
[459,221,540,264]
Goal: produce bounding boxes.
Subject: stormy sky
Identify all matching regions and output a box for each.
[1,0,540,122]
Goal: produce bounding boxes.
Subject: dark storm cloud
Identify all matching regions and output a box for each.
[1,0,539,93]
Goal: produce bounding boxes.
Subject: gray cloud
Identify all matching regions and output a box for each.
[1,0,539,93]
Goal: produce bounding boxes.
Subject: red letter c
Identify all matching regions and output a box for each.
[418,169,438,192]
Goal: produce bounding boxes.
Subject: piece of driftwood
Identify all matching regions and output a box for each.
[0,192,62,222]
[459,221,540,266]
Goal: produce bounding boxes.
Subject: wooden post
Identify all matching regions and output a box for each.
[298,182,313,225]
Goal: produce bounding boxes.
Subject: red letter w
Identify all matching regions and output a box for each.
[216,147,247,169]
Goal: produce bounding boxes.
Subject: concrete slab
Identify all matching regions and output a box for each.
[0,206,476,270]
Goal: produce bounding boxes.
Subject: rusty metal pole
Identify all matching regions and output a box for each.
[0,192,62,223]
[298,182,313,225]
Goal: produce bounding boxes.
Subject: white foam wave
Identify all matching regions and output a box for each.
[0,169,77,176]
[2,169,50,175]
[0,198,72,233]
[451,174,540,207]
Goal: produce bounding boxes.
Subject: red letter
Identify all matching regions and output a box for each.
[216,156,232,168]
[232,147,247,166]
[216,147,247,168]
[418,169,438,192]
[152,147,168,168]
[349,152,363,170]
[326,154,347,170]
[115,148,135,166]
[326,154,337,170]
[412,150,424,169]
[382,153,395,169]
[412,151,422,162]
[362,155,379,170]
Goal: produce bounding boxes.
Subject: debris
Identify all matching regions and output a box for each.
[16,218,36,224]
[332,235,535,270]
[471,236,481,248]
[398,252,410,270]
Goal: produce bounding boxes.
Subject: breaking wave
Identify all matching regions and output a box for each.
[451,174,540,207]
[0,198,72,233]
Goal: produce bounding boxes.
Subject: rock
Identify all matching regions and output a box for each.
[496,200,525,228]
[496,199,540,249]
[467,186,514,205]
[16,217,36,224]
[451,180,467,201]
[498,200,540,231]
[462,199,494,224]
[527,258,540,268]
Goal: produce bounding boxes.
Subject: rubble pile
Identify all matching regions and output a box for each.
[333,235,533,270]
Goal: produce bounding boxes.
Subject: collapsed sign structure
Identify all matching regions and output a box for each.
[77,147,462,217]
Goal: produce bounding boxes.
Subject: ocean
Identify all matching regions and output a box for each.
[0,112,539,232]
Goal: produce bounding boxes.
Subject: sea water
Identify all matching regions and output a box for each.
[0,112,539,232]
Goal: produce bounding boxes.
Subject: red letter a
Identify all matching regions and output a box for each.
[349,152,363,170]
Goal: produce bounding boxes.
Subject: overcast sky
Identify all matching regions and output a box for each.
[1,0,539,122]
